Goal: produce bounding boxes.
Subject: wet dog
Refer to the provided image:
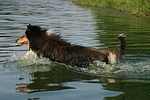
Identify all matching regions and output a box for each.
[16,24,126,67]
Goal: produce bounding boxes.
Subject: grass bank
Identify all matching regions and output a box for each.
[71,0,150,16]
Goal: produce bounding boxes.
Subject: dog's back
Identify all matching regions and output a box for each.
[38,34,108,67]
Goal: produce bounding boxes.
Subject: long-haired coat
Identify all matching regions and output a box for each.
[16,24,126,67]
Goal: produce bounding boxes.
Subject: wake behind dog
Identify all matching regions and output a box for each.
[16,24,126,67]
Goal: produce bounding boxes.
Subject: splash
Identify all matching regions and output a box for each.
[3,52,150,79]
[3,52,53,72]
[73,60,150,79]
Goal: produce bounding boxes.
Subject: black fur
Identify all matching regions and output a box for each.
[25,24,108,67]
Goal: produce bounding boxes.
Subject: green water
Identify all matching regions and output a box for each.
[0,0,150,100]
[92,7,150,62]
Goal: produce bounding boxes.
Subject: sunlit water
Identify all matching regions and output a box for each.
[0,0,150,100]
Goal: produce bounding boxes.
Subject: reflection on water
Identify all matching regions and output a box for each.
[15,64,98,93]
[11,62,150,99]
[0,0,150,100]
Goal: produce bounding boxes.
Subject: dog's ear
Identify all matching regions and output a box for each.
[27,24,32,32]
[27,24,31,29]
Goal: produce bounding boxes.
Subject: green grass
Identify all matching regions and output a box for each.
[71,0,150,16]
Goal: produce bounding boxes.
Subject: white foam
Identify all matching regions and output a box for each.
[4,51,150,79]
[4,51,52,72]
[73,60,150,79]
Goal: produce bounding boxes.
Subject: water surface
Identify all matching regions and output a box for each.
[0,0,150,100]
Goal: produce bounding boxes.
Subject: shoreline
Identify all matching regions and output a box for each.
[71,0,150,17]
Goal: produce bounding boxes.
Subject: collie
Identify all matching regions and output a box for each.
[16,24,126,67]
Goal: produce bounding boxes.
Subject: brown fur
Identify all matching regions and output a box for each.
[16,34,29,46]
[38,33,108,67]
[16,24,126,67]
[100,34,126,64]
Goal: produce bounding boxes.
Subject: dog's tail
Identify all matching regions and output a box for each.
[118,33,126,58]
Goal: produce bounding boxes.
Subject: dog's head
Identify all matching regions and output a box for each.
[25,24,43,38]
[16,24,49,54]
[17,24,48,53]
[16,34,29,46]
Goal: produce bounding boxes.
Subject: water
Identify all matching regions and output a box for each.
[0,0,150,100]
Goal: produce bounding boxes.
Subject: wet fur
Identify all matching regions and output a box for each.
[16,24,126,67]
[100,34,126,64]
